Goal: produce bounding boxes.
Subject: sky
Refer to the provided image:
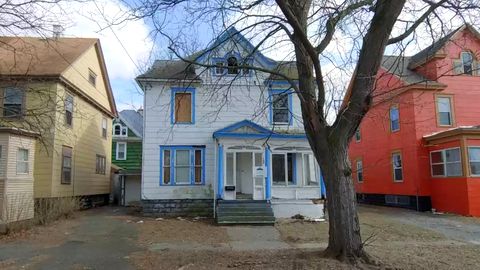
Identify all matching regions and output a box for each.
[56,0,153,111]
[42,0,469,113]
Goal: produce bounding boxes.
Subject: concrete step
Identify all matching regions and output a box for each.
[217,215,276,224]
[216,200,275,225]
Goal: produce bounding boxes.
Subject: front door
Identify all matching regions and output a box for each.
[224,151,265,200]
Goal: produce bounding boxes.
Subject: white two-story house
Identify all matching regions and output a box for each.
[136,27,326,223]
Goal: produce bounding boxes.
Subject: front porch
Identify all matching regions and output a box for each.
[213,120,325,223]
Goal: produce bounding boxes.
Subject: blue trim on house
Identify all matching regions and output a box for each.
[265,147,272,200]
[159,145,206,186]
[212,119,306,140]
[320,168,326,198]
[170,87,196,125]
[217,145,224,199]
[268,89,293,126]
[197,27,277,69]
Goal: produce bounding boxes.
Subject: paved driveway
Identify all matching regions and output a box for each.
[361,205,480,244]
[0,208,141,270]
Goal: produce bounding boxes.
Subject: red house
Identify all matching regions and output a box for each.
[348,24,480,216]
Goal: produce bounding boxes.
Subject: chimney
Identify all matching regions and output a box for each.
[137,108,143,116]
[53,25,63,39]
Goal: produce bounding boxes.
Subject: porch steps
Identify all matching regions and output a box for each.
[216,200,275,225]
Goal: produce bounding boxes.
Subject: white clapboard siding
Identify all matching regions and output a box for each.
[142,80,305,200]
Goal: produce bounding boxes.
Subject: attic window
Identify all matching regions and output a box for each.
[461,52,473,75]
[113,123,127,137]
[227,56,239,74]
[88,69,97,87]
[215,61,225,75]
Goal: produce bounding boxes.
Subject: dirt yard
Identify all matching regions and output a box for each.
[1,205,480,269]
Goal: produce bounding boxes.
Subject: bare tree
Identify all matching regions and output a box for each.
[125,0,480,264]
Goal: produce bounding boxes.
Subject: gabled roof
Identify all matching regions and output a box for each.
[137,27,293,82]
[408,24,480,69]
[213,119,306,139]
[381,55,444,87]
[0,36,117,117]
[0,36,97,76]
[119,110,143,138]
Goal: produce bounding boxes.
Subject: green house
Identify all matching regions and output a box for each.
[112,109,143,206]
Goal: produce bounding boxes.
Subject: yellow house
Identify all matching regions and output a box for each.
[0,36,117,204]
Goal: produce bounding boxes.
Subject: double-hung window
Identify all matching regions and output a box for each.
[17,148,29,174]
[270,90,292,125]
[303,153,318,186]
[356,160,363,182]
[468,147,480,176]
[161,146,205,185]
[171,88,195,124]
[390,105,400,132]
[272,153,295,186]
[392,152,403,182]
[61,146,72,184]
[430,148,462,177]
[101,118,107,138]
[116,142,127,160]
[96,155,106,175]
[65,94,74,127]
[355,128,361,142]
[461,52,474,75]
[3,87,24,118]
[436,96,453,126]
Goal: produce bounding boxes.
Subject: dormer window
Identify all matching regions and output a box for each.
[113,123,127,137]
[227,56,239,74]
[461,52,474,75]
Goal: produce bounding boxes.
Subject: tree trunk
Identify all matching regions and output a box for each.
[320,144,364,262]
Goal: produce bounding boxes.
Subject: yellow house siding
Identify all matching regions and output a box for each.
[61,44,111,113]
[2,134,35,223]
[50,85,112,197]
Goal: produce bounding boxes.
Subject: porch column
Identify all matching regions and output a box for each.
[217,144,224,199]
[265,146,272,200]
[320,167,326,199]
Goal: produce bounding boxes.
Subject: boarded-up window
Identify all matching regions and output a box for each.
[62,146,72,184]
[174,93,192,123]
[96,155,106,174]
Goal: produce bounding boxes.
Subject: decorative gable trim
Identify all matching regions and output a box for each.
[213,120,306,139]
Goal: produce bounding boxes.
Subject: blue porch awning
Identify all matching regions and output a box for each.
[212,120,307,140]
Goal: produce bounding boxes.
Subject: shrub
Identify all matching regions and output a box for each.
[34,197,81,225]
